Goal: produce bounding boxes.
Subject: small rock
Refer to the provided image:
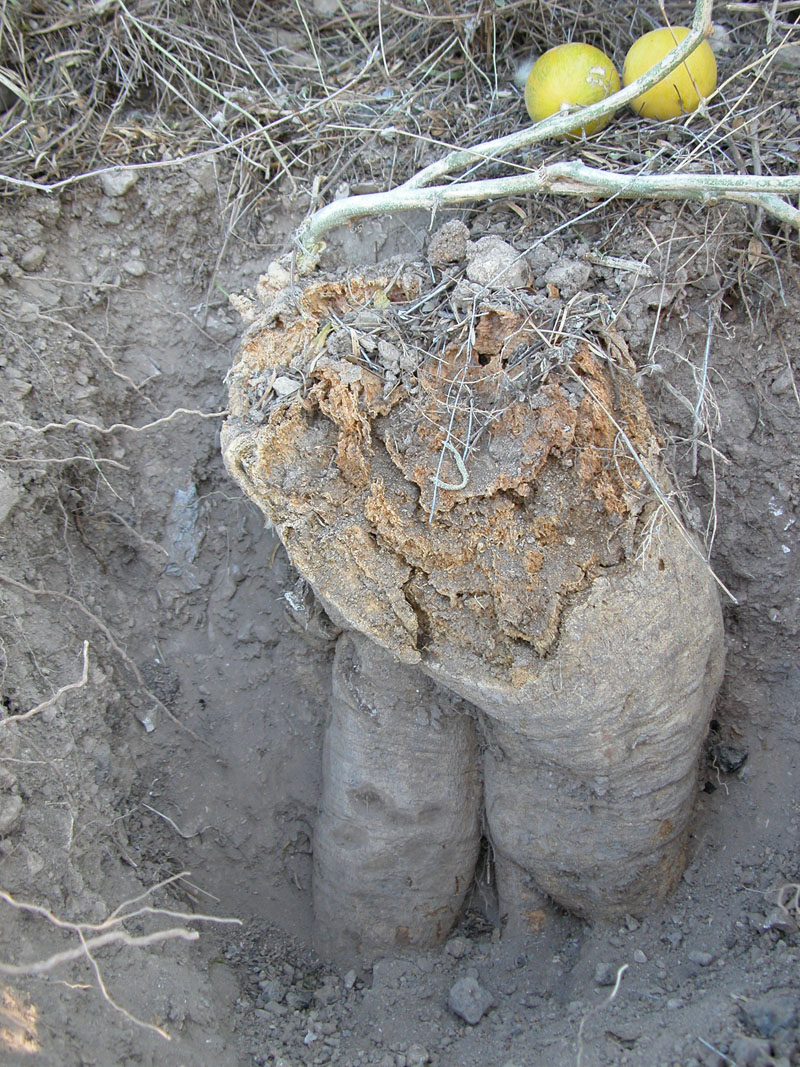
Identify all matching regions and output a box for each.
[19,245,46,272]
[100,167,139,198]
[445,936,470,959]
[122,258,147,277]
[688,950,715,967]
[729,1036,776,1067]
[513,55,536,89]
[526,242,558,275]
[285,987,313,1010]
[0,469,21,526]
[314,978,341,1006]
[709,22,735,54]
[466,235,530,289]
[447,976,494,1025]
[633,949,647,964]
[343,969,358,990]
[258,978,285,1002]
[594,963,617,987]
[0,792,23,834]
[98,206,122,225]
[710,742,748,773]
[427,220,469,267]
[406,1045,430,1066]
[542,259,592,299]
[742,990,798,1038]
[776,42,800,69]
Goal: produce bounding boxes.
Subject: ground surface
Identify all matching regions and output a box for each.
[1,3,799,1066]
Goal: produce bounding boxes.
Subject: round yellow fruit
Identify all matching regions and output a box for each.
[524,42,620,138]
[623,27,717,120]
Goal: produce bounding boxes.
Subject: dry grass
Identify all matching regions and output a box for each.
[0,0,563,192]
[2,0,794,201]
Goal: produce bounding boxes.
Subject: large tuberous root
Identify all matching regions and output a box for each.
[313,632,481,967]
[222,246,724,961]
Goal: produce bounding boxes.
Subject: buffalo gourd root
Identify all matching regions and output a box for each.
[221,251,724,964]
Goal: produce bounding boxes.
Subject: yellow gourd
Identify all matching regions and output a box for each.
[623,27,717,120]
[524,42,620,138]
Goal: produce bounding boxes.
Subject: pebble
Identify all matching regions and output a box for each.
[315,979,342,1007]
[258,978,284,1002]
[445,936,470,959]
[465,235,530,289]
[742,990,798,1038]
[343,969,358,990]
[594,963,617,987]
[633,949,648,964]
[19,245,46,272]
[0,792,23,834]
[405,1045,430,1066]
[426,220,469,267]
[0,470,21,527]
[728,1035,775,1067]
[100,167,139,198]
[285,987,314,1010]
[122,258,147,277]
[447,976,494,1025]
[688,950,715,967]
[542,259,592,299]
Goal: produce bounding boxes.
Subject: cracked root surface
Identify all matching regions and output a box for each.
[222,265,664,672]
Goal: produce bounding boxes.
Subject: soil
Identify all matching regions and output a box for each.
[1,107,799,1067]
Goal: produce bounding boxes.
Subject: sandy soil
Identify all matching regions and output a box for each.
[0,147,798,1067]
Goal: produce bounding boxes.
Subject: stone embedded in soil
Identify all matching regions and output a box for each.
[0,469,21,526]
[426,219,469,267]
[99,167,139,198]
[445,936,470,959]
[729,1036,778,1067]
[19,244,46,272]
[741,989,799,1038]
[466,235,530,288]
[0,791,23,834]
[405,1045,431,1066]
[688,949,715,966]
[447,976,494,1025]
[594,962,618,986]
